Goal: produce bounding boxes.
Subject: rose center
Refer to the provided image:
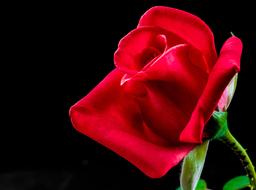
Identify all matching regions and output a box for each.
[137,34,167,70]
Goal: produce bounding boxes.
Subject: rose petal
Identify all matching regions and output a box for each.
[70,69,194,178]
[124,44,207,143]
[114,27,185,75]
[180,36,243,143]
[138,6,217,70]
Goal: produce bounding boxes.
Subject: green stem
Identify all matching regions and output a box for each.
[220,130,256,189]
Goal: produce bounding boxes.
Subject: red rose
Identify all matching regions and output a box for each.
[70,6,242,178]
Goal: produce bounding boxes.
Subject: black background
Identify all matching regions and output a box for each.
[2,0,255,189]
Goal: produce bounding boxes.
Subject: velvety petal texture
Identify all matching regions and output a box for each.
[70,6,243,178]
[70,70,195,178]
[124,44,208,144]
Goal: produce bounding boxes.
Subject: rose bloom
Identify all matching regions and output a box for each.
[70,6,242,178]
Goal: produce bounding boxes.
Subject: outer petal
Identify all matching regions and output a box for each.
[180,36,243,143]
[70,69,194,178]
[138,6,217,69]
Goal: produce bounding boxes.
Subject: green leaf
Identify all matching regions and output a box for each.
[223,175,250,190]
[180,141,209,190]
[196,179,207,190]
[176,179,207,190]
